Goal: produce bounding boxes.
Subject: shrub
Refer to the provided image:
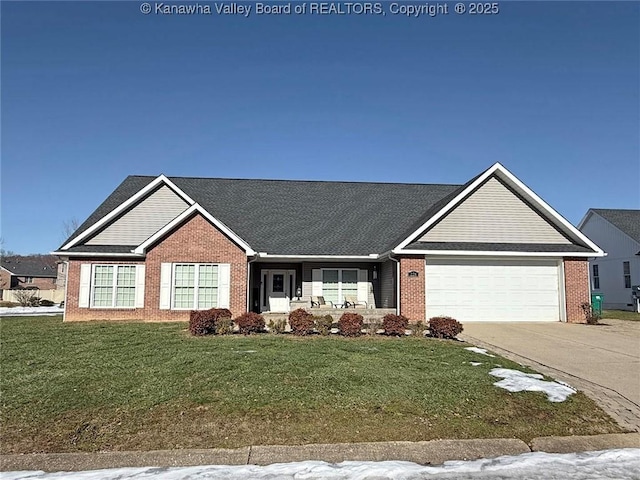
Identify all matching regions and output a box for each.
[234,312,265,335]
[188,308,233,336]
[428,316,464,339]
[288,308,315,336]
[581,302,601,325]
[338,312,364,337]
[314,315,334,336]
[268,319,287,334]
[411,320,427,337]
[382,314,409,336]
[13,290,41,307]
[39,299,55,307]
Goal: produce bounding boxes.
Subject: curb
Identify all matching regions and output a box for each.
[1,433,639,473]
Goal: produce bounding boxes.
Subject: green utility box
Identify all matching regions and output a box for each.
[591,293,604,315]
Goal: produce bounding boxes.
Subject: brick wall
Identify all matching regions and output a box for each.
[14,276,57,290]
[65,213,248,321]
[399,256,425,321]
[564,257,590,323]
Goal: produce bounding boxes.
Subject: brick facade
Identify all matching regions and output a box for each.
[399,256,425,321]
[563,257,590,323]
[64,213,248,321]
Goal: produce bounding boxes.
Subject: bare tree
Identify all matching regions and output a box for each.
[61,218,80,243]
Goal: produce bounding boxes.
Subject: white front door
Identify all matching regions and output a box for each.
[264,270,295,312]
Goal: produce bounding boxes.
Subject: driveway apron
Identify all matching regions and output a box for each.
[461,319,640,431]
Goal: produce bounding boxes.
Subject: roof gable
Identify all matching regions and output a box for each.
[419,176,573,244]
[588,209,640,244]
[395,163,604,256]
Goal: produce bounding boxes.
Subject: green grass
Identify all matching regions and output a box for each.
[602,309,640,321]
[0,316,622,454]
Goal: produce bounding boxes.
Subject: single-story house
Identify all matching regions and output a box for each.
[54,163,604,323]
[578,209,640,311]
[0,255,59,291]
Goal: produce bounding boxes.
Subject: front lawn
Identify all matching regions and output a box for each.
[0,316,622,454]
[602,309,640,321]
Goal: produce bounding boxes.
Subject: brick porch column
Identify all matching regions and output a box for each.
[399,256,426,321]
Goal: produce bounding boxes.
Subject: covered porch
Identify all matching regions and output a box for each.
[249,258,398,315]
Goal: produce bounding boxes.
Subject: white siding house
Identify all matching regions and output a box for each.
[579,209,640,310]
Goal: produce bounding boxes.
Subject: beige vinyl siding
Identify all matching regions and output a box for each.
[420,177,573,244]
[86,185,189,246]
[379,260,396,308]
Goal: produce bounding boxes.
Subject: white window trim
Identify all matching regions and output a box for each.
[171,263,220,310]
[90,264,137,309]
[321,268,359,304]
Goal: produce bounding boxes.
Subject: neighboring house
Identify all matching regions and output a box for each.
[0,255,59,291]
[54,163,604,323]
[578,209,640,310]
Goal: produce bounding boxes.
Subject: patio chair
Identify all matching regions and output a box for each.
[343,295,366,309]
[310,296,334,308]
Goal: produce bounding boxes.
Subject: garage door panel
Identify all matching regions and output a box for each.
[425,259,560,322]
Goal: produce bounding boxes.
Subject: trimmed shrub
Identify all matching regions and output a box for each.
[338,312,364,337]
[289,308,315,336]
[188,308,233,336]
[39,299,55,307]
[382,314,409,336]
[268,319,287,334]
[314,315,334,336]
[411,320,427,337]
[234,312,266,335]
[428,316,463,339]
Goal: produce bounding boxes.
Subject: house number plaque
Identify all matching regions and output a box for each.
[408,271,419,277]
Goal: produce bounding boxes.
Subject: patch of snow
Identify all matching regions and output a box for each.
[3,449,639,480]
[0,306,63,317]
[490,368,577,402]
[469,362,482,366]
[465,347,495,357]
[232,350,257,354]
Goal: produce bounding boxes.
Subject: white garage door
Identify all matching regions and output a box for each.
[425,259,561,322]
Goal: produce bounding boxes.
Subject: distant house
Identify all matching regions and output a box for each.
[579,209,640,311]
[54,163,604,323]
[0,255,59,291]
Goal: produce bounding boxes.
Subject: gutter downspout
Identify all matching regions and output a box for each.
[389,255,400,316]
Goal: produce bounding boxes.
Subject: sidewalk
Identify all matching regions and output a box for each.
[2,433,639,472]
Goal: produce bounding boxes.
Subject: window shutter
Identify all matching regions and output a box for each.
[217,263,231,309]
[357,269,368,303]
[312,269,322,296]
[159,263,172,310]
[135,265,146,308]
[78,264,91,308]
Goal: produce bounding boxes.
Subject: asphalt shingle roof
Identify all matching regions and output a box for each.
[1,255,58,277]
[62,176,462,255]
[592,209,640,243]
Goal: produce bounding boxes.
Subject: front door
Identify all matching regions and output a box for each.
[264,270,295,312]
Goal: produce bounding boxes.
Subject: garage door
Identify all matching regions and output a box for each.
[425,259,561,322]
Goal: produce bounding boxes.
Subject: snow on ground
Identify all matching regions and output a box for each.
[464,347,495,357]
[3,449,639,480]
[0,306,63,317]
[490,368,577,402]
[469,362,483,366]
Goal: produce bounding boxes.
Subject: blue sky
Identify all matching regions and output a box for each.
[1,1,638,255]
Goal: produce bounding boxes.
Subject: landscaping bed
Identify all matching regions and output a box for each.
[0,316,622,454]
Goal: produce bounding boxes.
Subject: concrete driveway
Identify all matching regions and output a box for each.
[461,319,640,431]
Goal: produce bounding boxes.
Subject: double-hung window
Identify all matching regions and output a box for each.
[91,265,136,308]
[172,264,219,310]
[322,269,358,304]
[592,264,600,290]
[623,262,631,289]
